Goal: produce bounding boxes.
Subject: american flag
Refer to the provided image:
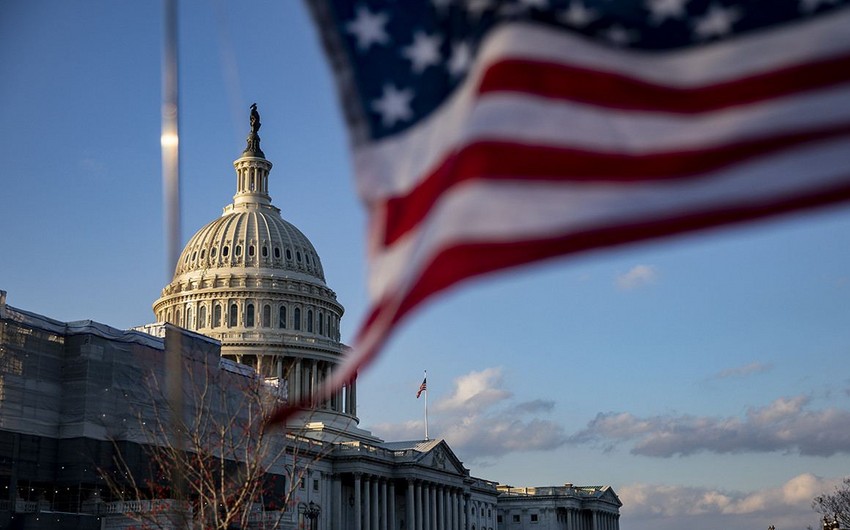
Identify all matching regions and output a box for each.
[269,0,850,422]
[417,377,428,399]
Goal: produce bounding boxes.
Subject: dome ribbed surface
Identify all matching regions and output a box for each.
[174,204,326,283]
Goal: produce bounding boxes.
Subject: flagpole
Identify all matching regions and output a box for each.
[424,370,428,440]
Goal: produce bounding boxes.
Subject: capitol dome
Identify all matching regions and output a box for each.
[152,105,361,432]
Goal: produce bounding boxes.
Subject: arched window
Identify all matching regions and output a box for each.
[175,309,181,326]
[186,306,193,329]
[246,304,255,327]
[279,306,287,328]
[327,315,331,337]
[229,304,238,327]
[262,305,271,327]
[318,311,324,335]
[198,305,207,328]
[293,308,301,331]
[307,310,313,333]
[213,304,221,327]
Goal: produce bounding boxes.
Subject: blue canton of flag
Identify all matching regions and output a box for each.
[309,0,850,140]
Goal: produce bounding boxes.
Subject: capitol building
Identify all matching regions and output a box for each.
[0,110,621,530]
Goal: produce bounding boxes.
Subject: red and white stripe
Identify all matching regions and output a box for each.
[271,9,850,420]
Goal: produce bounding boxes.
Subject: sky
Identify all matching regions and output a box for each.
[1,2,849,530]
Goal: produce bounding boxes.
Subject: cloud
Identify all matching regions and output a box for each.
[435,367,512,413]
[620,474,844,530]
[569,396,850,457]
[616,265,657,290]
[369,368,568,461]
[710,361,773,380]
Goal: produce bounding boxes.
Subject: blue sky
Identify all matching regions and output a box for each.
[1,2,849,530]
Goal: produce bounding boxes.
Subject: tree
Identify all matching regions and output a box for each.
[813,477,850,530]
[99,331,328,529]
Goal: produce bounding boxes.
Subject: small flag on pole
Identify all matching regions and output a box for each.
[417,377,427,399]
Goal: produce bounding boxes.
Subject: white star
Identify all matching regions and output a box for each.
[692,3,741,40]
[402,32,442,74]
[467,0,495,18]
[558,1,599,28]
[372,85,414,127]
[518,0,549,9]
[346,6,390,52]
[448,41,473,77]
[645,0,690,25]
[799,0,839,12]
[601,24,638,46]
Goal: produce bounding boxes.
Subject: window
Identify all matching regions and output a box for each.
[472,508,477,516]
[286,249,292,260]
[229,304,238,327]
[296,251,302,262]
[213,305,221,327]
[246,304,255,327]
[211,247,217,258]
[274,247,281,259]
[327,315,331,337]
[512,515,520,523]
[318,311,324,335]
[313,479,319,491]
[223,246,229,257]
[200,249,206,259]
[497,516,503,524]
[293,308,301,331]
[279,306,287,328]
[300,478,305,489]
[262,246,268,257]
[198,306,207,328]
[249,245,255,257]
[235,245,242,257]
[262,305,271,327]
[186,306,193,328]
[307,309,313,333]
[531,514,538,523]
[175,309,181,325]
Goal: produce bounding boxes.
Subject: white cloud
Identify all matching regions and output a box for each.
[369,368,567,461]
[710,361,773,380]
[569,396,850,457]
[436,367,512,413]
[620,474,845,530]
[616,265,657,290]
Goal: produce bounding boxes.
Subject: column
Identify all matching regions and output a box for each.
[442,489,450,530]
[436,487,444,530]
[355,475,363,530]
[294,360,303,401]
[449,491,456,530]
[428,484,437,530]
[372,478,380,530]
[407,480,415,530]
[389,481,396,530]
[455,491,462,530]
[364,476,372,530]
[333,475,342,530]
[462,495,469,530]
[423,484,430,530]
[381,479,389,530]
[591,511,597,530]
[415,482,423,530]
[311,360,319,406]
